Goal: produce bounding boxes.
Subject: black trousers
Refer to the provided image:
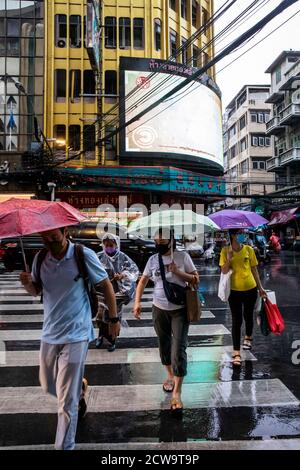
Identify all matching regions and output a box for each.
[228,287,258,351]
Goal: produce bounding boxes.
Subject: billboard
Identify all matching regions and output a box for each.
[120,58,223,175]
[86,0,100,71]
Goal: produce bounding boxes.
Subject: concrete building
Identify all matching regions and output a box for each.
[265,50,300,191]
[223,85,275,205]
[1,1,226,208]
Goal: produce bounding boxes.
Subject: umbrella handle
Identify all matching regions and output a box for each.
[19,237,29,272]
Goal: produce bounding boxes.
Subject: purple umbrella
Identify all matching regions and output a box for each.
[209,209,269,229]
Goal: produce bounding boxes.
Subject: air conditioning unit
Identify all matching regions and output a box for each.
[57,39,66,48]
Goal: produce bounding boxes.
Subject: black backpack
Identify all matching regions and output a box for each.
[35,243,99,317]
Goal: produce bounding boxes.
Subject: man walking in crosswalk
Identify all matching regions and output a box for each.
[20,227,119,450]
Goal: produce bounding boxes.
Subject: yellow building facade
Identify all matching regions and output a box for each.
[44,0,215,167]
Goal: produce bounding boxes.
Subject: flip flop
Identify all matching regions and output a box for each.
[170,397,183,413]
[163,379,175,393]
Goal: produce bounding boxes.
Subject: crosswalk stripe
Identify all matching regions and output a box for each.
[0,310,215,323]
[0,324,230,341]
[0,379,297,414]
[1,440,300,450]
[0,346,256,367]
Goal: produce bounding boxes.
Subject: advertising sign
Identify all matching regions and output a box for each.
[86,0,100,71]
[120,58,223,175]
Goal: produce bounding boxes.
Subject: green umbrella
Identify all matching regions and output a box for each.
[127,209,219,238]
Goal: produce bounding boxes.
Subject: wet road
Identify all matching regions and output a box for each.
[0,252,300,450]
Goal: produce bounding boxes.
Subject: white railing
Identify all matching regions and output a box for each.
[279,147,300,165]
[279,103,300,123]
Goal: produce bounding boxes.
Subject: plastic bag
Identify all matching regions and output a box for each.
[218,270,232,302]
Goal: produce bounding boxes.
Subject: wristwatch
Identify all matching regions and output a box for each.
[108,316,120,324]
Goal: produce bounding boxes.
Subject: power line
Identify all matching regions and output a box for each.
[54,1,270,164]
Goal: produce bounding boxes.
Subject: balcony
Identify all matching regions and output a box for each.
[266,157,280,171]
[279,147,300,166]
[265,116,285,136]
[279,103,300,125]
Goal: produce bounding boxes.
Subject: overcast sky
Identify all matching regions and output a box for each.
[214,0,300,109]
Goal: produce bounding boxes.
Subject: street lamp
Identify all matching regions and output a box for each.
[47,182,56,201]
[0,74,53,158]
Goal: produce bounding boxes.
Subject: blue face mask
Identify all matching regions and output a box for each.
[236,234,247,244]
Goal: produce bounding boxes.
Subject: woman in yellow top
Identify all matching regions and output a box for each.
[219,229,267,366]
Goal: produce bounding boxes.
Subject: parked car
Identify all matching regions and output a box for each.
[0,222,157,272]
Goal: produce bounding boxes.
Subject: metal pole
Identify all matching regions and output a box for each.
[19,237,28,272]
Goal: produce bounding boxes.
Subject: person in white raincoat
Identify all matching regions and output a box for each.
[97,232,139,351]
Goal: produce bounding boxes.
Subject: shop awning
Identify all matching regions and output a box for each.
[268,207,298,226]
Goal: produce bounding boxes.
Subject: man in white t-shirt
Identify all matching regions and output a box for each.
[133,229,199,413]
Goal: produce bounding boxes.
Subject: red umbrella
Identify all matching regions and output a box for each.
[0,198,86,270]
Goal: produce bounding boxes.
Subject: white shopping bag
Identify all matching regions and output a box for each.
[266,290,276,305]
[254,295,262,314]
[218,270,232,302]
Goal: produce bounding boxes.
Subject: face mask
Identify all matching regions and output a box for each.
[105,246,117,256]
[236,234,247,244]
[47,241,64,256]
[155,243,170,255]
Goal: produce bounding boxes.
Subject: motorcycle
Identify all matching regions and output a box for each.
[255,243,271,264]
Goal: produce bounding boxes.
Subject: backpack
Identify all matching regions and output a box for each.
[35,243,99,317]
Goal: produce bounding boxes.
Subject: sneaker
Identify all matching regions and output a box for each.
[107,341,116,352]
[78,378,88,420]
[95,335,103,349]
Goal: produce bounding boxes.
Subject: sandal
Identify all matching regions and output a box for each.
[170,397,183,413]
[163,379,175,393]
[243,337,253,350]
[232,354,241,366]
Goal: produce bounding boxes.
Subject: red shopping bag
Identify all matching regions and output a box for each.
[264,298,285,335]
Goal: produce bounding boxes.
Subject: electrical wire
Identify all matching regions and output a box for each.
[65,0,265,159]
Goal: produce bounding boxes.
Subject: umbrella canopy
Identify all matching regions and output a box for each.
[127,209,219,237]
[209,209,268,230]
[0,198,85,239]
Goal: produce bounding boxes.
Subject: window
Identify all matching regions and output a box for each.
[69,70,81,100]
[241,159,249,174]
[192,46,199,67]
[253,160,266,170]
[133,18,144,48]
[228,124,236,139]
[264,113,270,123]
[105,70,117,95]
[69,125,81,151]
[202,51,209,66]
[55,69,66,100]
[240,137,247,152]
[119,17,131,48]
[7,19,19,36]
[265,137,271,146]
[170,29,177,58]
[239,114,246,130]
[192,1,198,28]
[83,124,95,152]
[181,38,187,64]
[154,19,161,51]
[70,15,81,48]
[55,14,67,47]
[259,137,265,146]
[252,136,258,147]
[105,125,117,151]
[105,17,116,48]
[230,145,236,159]
[54,125,66,150]
[169,0,176,11]
[83,70,95,95]
[181,0,187,20]
[275,67,281,84]
[202,7,209,33]
[258,113,264,123]
[250,113,257,123]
